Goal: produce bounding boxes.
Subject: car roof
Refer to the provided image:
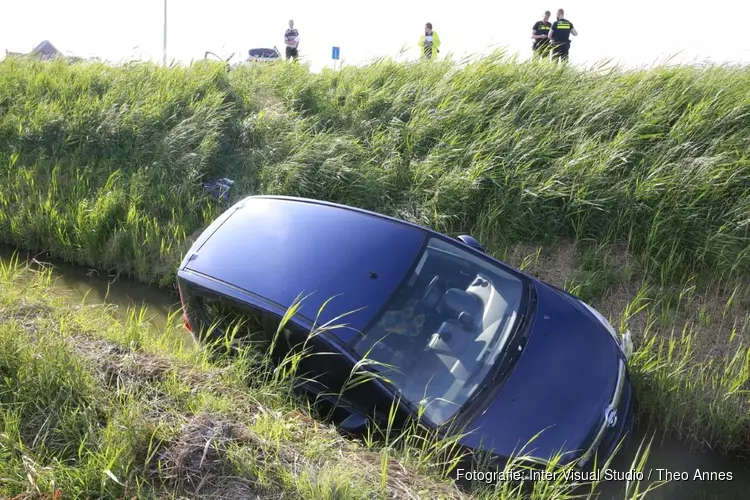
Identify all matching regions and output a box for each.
[248,48,278,56]
[181,196,426,341]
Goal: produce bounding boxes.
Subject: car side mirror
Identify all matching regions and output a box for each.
[340,411,370,435]
[457,235,485,253]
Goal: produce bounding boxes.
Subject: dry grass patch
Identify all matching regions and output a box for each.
[502,241,577,287]
[154,414,264,498]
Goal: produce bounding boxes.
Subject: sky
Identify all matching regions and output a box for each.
[1,0,747,72]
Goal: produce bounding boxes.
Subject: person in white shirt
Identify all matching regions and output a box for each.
[284,19,300,60]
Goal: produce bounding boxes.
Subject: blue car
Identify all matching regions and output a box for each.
[177,195,635,469]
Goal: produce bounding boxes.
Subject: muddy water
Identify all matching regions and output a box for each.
[0,246,191,346]
[600,432,750,499]
[1,248,749,499]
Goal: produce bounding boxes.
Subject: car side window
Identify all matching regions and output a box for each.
[187,287,408,425]
[190,289,292,352]
[300,333,409,426]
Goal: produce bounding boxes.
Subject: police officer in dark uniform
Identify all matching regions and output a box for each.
[548,8,578,63]
[531,11,552,60]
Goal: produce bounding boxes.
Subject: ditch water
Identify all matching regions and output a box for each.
[0,246,190,346]
[1,247,749,499]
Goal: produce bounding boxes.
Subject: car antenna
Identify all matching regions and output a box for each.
[369,271,378,279]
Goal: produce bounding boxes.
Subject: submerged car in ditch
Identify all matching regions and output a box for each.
[177,195,635,469]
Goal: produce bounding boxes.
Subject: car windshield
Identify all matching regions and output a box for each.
[349,237,525,426]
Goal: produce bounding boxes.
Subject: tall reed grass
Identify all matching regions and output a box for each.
[1,55,748,290]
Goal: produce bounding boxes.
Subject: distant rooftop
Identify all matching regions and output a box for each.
[4,41,95,63]
[32,40,61,59]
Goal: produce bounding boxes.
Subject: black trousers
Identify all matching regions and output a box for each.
[285,46,298,60]
[551,42,570,62]
[532,42,552,60]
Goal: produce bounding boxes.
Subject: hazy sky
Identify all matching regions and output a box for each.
[1,0,747,71]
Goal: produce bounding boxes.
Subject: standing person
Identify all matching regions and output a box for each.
[531,11,552,60]
[284,19,300,61]
[418,22,441,60]
[548,9,577,63]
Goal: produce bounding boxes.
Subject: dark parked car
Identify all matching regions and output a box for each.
[246,47,281,62]
[177,195,635,470]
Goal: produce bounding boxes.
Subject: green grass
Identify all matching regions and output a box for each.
[0,56,749,289]
[1,54,750,495]
[0,255,662,499]
[624,282,750,455]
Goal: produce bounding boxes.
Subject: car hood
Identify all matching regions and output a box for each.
[459,280,621,464]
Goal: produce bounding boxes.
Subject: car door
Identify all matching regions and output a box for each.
[181,285,411,432]
[287,330,412,432]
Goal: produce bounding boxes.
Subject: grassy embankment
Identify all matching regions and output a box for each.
[0,55,749,494]
[0,256,656,499]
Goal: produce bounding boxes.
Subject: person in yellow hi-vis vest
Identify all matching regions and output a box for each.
[418,22,441,60]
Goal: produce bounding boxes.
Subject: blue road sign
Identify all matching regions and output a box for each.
[332,46,340,60]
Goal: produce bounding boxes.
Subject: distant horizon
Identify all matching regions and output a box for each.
[3,41,745,75]
[2,0,747,73]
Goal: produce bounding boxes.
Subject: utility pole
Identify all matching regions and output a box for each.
[163,0,167,66]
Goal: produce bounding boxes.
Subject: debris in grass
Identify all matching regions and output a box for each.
[203,177,235,202]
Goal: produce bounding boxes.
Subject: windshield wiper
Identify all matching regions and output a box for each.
[462,333,527,423]
[457,283,536,423]
[490,283,534,384]
[493,334,527,382]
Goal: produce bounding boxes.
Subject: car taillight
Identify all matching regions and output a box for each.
[177,284,192,332]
